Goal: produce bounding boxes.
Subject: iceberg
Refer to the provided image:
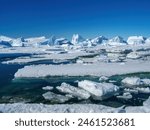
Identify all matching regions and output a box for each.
[108,36,127,46]
[56,83,91,100]
[71,34,85,45]
[78,80,119,100]
[127,36,146,45]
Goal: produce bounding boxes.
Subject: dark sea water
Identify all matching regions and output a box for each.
[0,62,150,108]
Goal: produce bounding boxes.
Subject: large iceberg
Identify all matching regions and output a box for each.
[127,36,146,45]
[71,34,85,45]
[108,36,127,46]
[78,80,119,100]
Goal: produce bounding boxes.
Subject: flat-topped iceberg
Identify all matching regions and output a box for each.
[78,80,119,100]
[14,60,150,78]
[56,83,91,100]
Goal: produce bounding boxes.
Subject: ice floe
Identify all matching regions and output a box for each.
[56,83,91,100]
[14,60,150,78]
[122,77,150,87]
[42,92,70,103]
[78,80,119,100]
[42,86,54,91]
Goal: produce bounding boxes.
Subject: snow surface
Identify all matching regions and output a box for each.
[14,60,150,78]
[0,103,124,113]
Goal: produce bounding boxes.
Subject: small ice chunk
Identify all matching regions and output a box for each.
[136,87,150,94]
[78,80,119,100]
[122,77,142,86]
[56,83,91,100]
[42,92,70,103]
[126,52,141,59]
[42,86,53,91]
[117,92,132,100]
[124,88,139,94]
[142,79,150,86]
[99,76,109,81]
[122,77,150,87]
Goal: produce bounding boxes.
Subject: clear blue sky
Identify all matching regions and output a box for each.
[0,0,150,39]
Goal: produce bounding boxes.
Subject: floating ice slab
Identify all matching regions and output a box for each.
[122,77,142,86]
[42,92,70,103]
[14,60,150,78]
[117,92,132,100]
[122,77,150,87]
[78,80,119,100]
[56,83,91,100]
[42,86,53,91]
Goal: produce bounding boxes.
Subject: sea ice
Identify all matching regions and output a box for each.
[56,83,91,100]
[78,80,119,100]
[42,92,70,103]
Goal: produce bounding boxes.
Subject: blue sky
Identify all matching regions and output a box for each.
[0,0,150,39]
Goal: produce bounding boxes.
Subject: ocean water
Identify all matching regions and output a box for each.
[0,62,150,108]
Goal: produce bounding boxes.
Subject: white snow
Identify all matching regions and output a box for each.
[56,83,91,100]
[0,103,124,113]
[78,80,119,100]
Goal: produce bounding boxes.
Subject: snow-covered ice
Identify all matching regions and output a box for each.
[56,83,91,100]
[78,80,119,100]
[0,103,124,113]
[14,60,150,78]
[122,77,150,87]
[42,92,71,103]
